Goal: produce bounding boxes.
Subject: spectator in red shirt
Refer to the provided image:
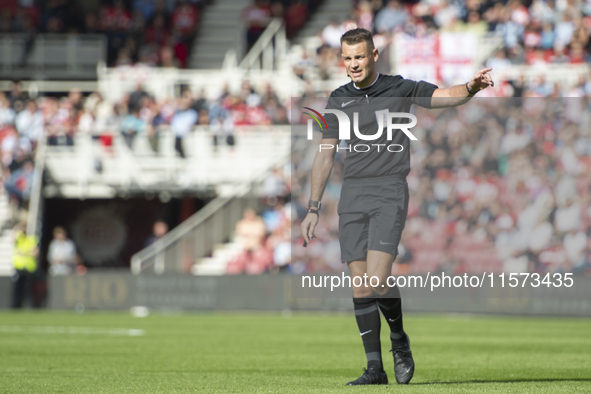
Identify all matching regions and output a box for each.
[100,1,132,66]
[569,42,588,63]
[145,14,169,47]
[169,31,189,68]
[101,0,131,32]
[170,1,199,42]
[285,0,308,39]
[243,0,271,52]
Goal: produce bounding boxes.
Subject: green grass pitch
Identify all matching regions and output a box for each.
[1,311,590,393]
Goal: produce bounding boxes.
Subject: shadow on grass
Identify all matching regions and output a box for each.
[412,378,591,385]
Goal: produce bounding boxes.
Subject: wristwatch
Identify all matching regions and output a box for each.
[308,200,321,210]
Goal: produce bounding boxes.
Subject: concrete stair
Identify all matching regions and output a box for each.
[189,0,252,69]
[292,0,352,46]
[191,241,243,275]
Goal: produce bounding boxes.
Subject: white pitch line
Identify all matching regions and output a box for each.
[0,326,145,336]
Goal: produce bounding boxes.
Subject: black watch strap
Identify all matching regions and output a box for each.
[466,82,477,95]
[307,209,319,216]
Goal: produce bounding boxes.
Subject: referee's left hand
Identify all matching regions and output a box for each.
[301,212,318,246]
[468,67,494,92]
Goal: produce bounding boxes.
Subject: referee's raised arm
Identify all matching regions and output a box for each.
[430,67,495,108]
[301,138,338,245]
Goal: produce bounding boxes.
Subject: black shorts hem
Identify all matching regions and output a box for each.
[342,254,367,264]
[342,249,398,264]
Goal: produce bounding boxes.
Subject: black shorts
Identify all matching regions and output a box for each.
[337,175,409,263]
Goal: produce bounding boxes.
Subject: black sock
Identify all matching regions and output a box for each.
[376,287,407,349]
[353,297,383,370]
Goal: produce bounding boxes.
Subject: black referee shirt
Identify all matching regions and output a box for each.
[322,74,438,179]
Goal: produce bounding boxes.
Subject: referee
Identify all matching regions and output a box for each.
[301,28,493,386]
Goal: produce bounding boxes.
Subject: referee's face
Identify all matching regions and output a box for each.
[341,41,379,88]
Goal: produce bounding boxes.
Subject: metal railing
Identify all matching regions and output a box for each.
[0,34,106,79]
[27,135,46,238]
[129,126,300,275]
[130,171,277,275]
[238,18,287,72]
[222,18,247,70]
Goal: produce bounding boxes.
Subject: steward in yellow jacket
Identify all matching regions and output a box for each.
[11,223,39,308]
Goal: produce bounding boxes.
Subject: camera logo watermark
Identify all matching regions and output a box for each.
[303,107,418,152]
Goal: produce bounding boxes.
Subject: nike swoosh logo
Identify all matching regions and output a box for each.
[341,100,355,107]
[380,240,394,245]
[388,316,400,322]
[360,330,372,336]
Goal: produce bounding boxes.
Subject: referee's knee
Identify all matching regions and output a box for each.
[352,286,373,299]
[352,285,389,298]
[372,285,389,297]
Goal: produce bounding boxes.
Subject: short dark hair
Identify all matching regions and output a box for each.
[53,226,67,237]
[340,28,375,50]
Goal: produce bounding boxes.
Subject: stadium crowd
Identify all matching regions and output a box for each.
[80,80,290,157]
[1,79,292,276]
[0,0,322,69]
[226,166,292,274]
[0,0,204,68]
[12,86,591,278]
[288,97,591,277]
[3,0,591,73]
[299,0,591,82]
[4,1,591,279]
[220,95,590,278]
[0,83,39,225]
[0,77,291,213]
[243,0,322,49]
